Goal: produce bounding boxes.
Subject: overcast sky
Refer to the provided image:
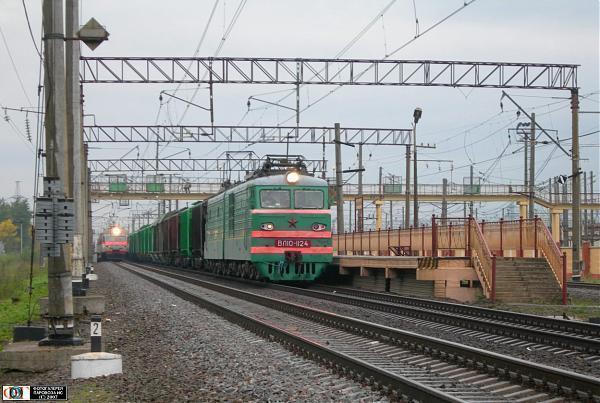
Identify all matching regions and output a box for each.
[0,0,598,230]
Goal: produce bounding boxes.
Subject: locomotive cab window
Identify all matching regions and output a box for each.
[294,190,324,209]
[260,190,290,208]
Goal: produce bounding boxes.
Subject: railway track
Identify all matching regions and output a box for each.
[117,261,600,402]
[568,282,600,291]
[296,285,600,357]
[129,262,600,358]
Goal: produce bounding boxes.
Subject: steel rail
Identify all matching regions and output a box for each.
[116,262,463,402]
[120,262,600,399]
[122,261,600,352]
[308,285,600,338]
[568,282,600,291]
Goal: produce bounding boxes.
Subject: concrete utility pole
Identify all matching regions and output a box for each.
[583,171,588,240]
[412,109,421,227]
[357,143,363,231]
[571,89,582,278]
[348,201,352,232]
[334,123,344,234]
[321,138,326,179]
[469,165,474,217]
[590,171,595,243]
[66,0,85,290]
[524,130,528,193]
[442,178,448,225]
[375,166,383,231]
[562,181,569,246]
[87,167,94,262]
[404,145,411,228]
[41,0,79,345]
[528,113,535,219]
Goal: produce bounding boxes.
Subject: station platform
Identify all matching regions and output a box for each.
[332,217,575,304]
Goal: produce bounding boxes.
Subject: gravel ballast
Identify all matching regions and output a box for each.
[150,266,600,378]
[1,262,387,402]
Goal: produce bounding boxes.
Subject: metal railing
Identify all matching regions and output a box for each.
[334,182,600,205]
[468,217,495,300]
[536,217,568,304]
[90,178,224,195]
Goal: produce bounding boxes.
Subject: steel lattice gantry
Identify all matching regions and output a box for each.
[80,57,578,89]
[88,158,326,173]
[83,125,417,146]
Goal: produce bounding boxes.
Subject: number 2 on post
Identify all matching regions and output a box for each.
[91,322,102,336]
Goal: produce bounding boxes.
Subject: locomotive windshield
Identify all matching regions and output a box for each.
[294,190,324,208]
[260,190,290,208]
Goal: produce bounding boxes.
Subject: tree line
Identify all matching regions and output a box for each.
[0,198,32,254]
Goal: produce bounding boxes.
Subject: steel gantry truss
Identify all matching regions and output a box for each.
[83,125,420,146]
[79,55,584,277]
[88,158,326,173]
[80,57,578,89]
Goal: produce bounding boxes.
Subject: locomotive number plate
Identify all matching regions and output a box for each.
[275,239,312,247]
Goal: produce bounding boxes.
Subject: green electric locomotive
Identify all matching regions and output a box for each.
[128,157,333,282]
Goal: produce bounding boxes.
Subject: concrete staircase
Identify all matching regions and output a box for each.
[494,257,562,303]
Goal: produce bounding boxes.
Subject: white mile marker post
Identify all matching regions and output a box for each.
[90,315,101,352]
[71,314,122,379]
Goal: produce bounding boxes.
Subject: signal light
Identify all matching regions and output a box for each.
[312,223,326,231]
[261,222,274,231]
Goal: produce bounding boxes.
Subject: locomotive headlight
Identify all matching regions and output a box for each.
[111,226,122,236]
[286,171,300,184]
[261,222,275,231]
[312,223,326,231]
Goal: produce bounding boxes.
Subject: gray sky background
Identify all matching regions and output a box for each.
[0,0,598,230]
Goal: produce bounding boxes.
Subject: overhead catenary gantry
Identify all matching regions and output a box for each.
[80,55,584,277]
[80,57,578,89]
[83,125,422,146]
[88,157,327,173]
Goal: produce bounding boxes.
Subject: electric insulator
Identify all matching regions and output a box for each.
[25,115,32,142]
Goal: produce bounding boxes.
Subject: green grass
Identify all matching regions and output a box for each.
[0,253,33,300]
[0,254,47,350]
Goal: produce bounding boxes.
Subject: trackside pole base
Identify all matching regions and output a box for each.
[39,317,84,347]
[0,341,88,372]
[12,326,47,342]
[72,279,86,296]
[71,352,122,379]
[39,334,84,347]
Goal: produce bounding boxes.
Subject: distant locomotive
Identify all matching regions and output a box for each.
[97,224,128,261]
[128,157,333,281]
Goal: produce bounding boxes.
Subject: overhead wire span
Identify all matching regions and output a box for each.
[167,0,220,100]
[425,117,517,156]
[21,0,42,58]
[26,28,46,326]
[273,0,478,127]
[412,0,420,38]
[178,0,248,124]
[241,0,398,126]
[0,23,33,106]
